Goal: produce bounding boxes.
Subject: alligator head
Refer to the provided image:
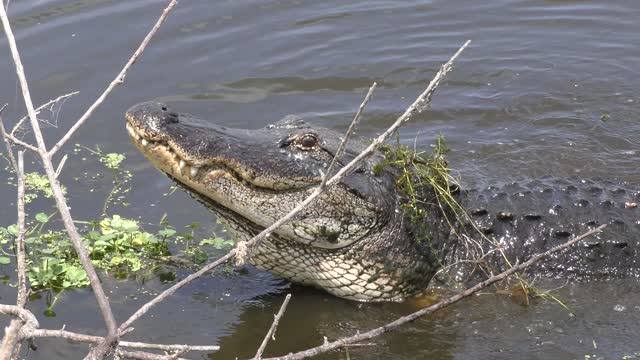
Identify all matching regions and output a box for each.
[125,102,447,301]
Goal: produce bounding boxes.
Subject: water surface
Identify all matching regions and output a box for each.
[1,0,639,358]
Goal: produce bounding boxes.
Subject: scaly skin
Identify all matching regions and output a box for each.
[125,102,640,301]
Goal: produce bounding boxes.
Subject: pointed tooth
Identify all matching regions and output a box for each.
[126,123,132,131]
[135,133,141,140]
[179,160,187,170]
[190,166,199,177]
[141,139,149,146]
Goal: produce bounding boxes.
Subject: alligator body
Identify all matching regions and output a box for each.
[126,102,640,301]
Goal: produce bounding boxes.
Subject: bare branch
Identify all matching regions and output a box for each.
[119,249,237,332]
[115,350,188,360]
[10,91,79,137]
[0,114,29,359]
[259,224,606,360]
[321,82,377,187]
[120,41,470,333]
[48,0,179,157]
[0,4,119,350]
[0,305,39,332]
[254,294,292,360]
[14,151,27,307]
[0,308,219,357]
[3,132,39,153]
[29,328,219,352]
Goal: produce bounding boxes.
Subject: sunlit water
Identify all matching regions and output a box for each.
[1,0,639,358]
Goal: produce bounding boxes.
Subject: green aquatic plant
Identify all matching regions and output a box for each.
[376,134,572,311]
[0,146,234,313]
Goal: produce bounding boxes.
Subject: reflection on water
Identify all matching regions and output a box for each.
[1,0,640,358]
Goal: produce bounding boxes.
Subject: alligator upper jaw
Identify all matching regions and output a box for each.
[125,119,238,185]
[124,101,322,191]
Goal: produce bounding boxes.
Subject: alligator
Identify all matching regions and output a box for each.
[125,101,640,301]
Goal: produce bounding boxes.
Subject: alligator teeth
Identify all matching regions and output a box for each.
[141,139,149,146]
[126,123,132,132]
[135,133,141,140]
[179,160,187,170]
[190,166,199,177]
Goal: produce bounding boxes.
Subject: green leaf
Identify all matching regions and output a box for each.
[185,222,200,229]
[93,240,110,248]
[25,236,40,244]
[0,257,11,265]
[158,228,176,237]
[35,212,49,223]
[98,233,117,242]
[199,237,224,246]
[85,231,101,240]
[7,225,18,236]
[191,250,208,264]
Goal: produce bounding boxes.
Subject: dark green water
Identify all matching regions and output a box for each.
[1,0,639,358]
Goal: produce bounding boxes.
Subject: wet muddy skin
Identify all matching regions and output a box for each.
[1,1,639,359]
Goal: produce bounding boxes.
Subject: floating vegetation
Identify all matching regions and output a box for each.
[0,145,235,313]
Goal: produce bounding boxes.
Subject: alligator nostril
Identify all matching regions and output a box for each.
[161,106,168,111]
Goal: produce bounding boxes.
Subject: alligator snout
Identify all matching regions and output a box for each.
[125,102,180,140]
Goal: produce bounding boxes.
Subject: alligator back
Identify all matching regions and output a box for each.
[453,177,640,280]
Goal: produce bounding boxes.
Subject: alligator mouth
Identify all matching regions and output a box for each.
[125,115,302,194]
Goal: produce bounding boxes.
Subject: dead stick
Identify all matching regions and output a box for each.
[115,350,188,360]
[10,91,79,136]
[48,0,178,157]
[259,224,606,360]
[29,328,219,352]
[321,83,377,186]
[254,294,292,360]
[0,113,29,359]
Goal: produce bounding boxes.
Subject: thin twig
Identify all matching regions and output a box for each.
[0,310,220,356]
[0,305,39,332]
[3,132,39,153]
[28,328,219,352]
[115,350,188,360]
[119,41,470,333]
[0,117,28,359]
[254,294,292,360]
[321,82,377,187]
[48,0,178,157]
[259,224,606,360]
[119,249,237,332]
[10,91,79,137]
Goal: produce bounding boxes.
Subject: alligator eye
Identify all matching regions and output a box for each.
[300,134,318,148]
